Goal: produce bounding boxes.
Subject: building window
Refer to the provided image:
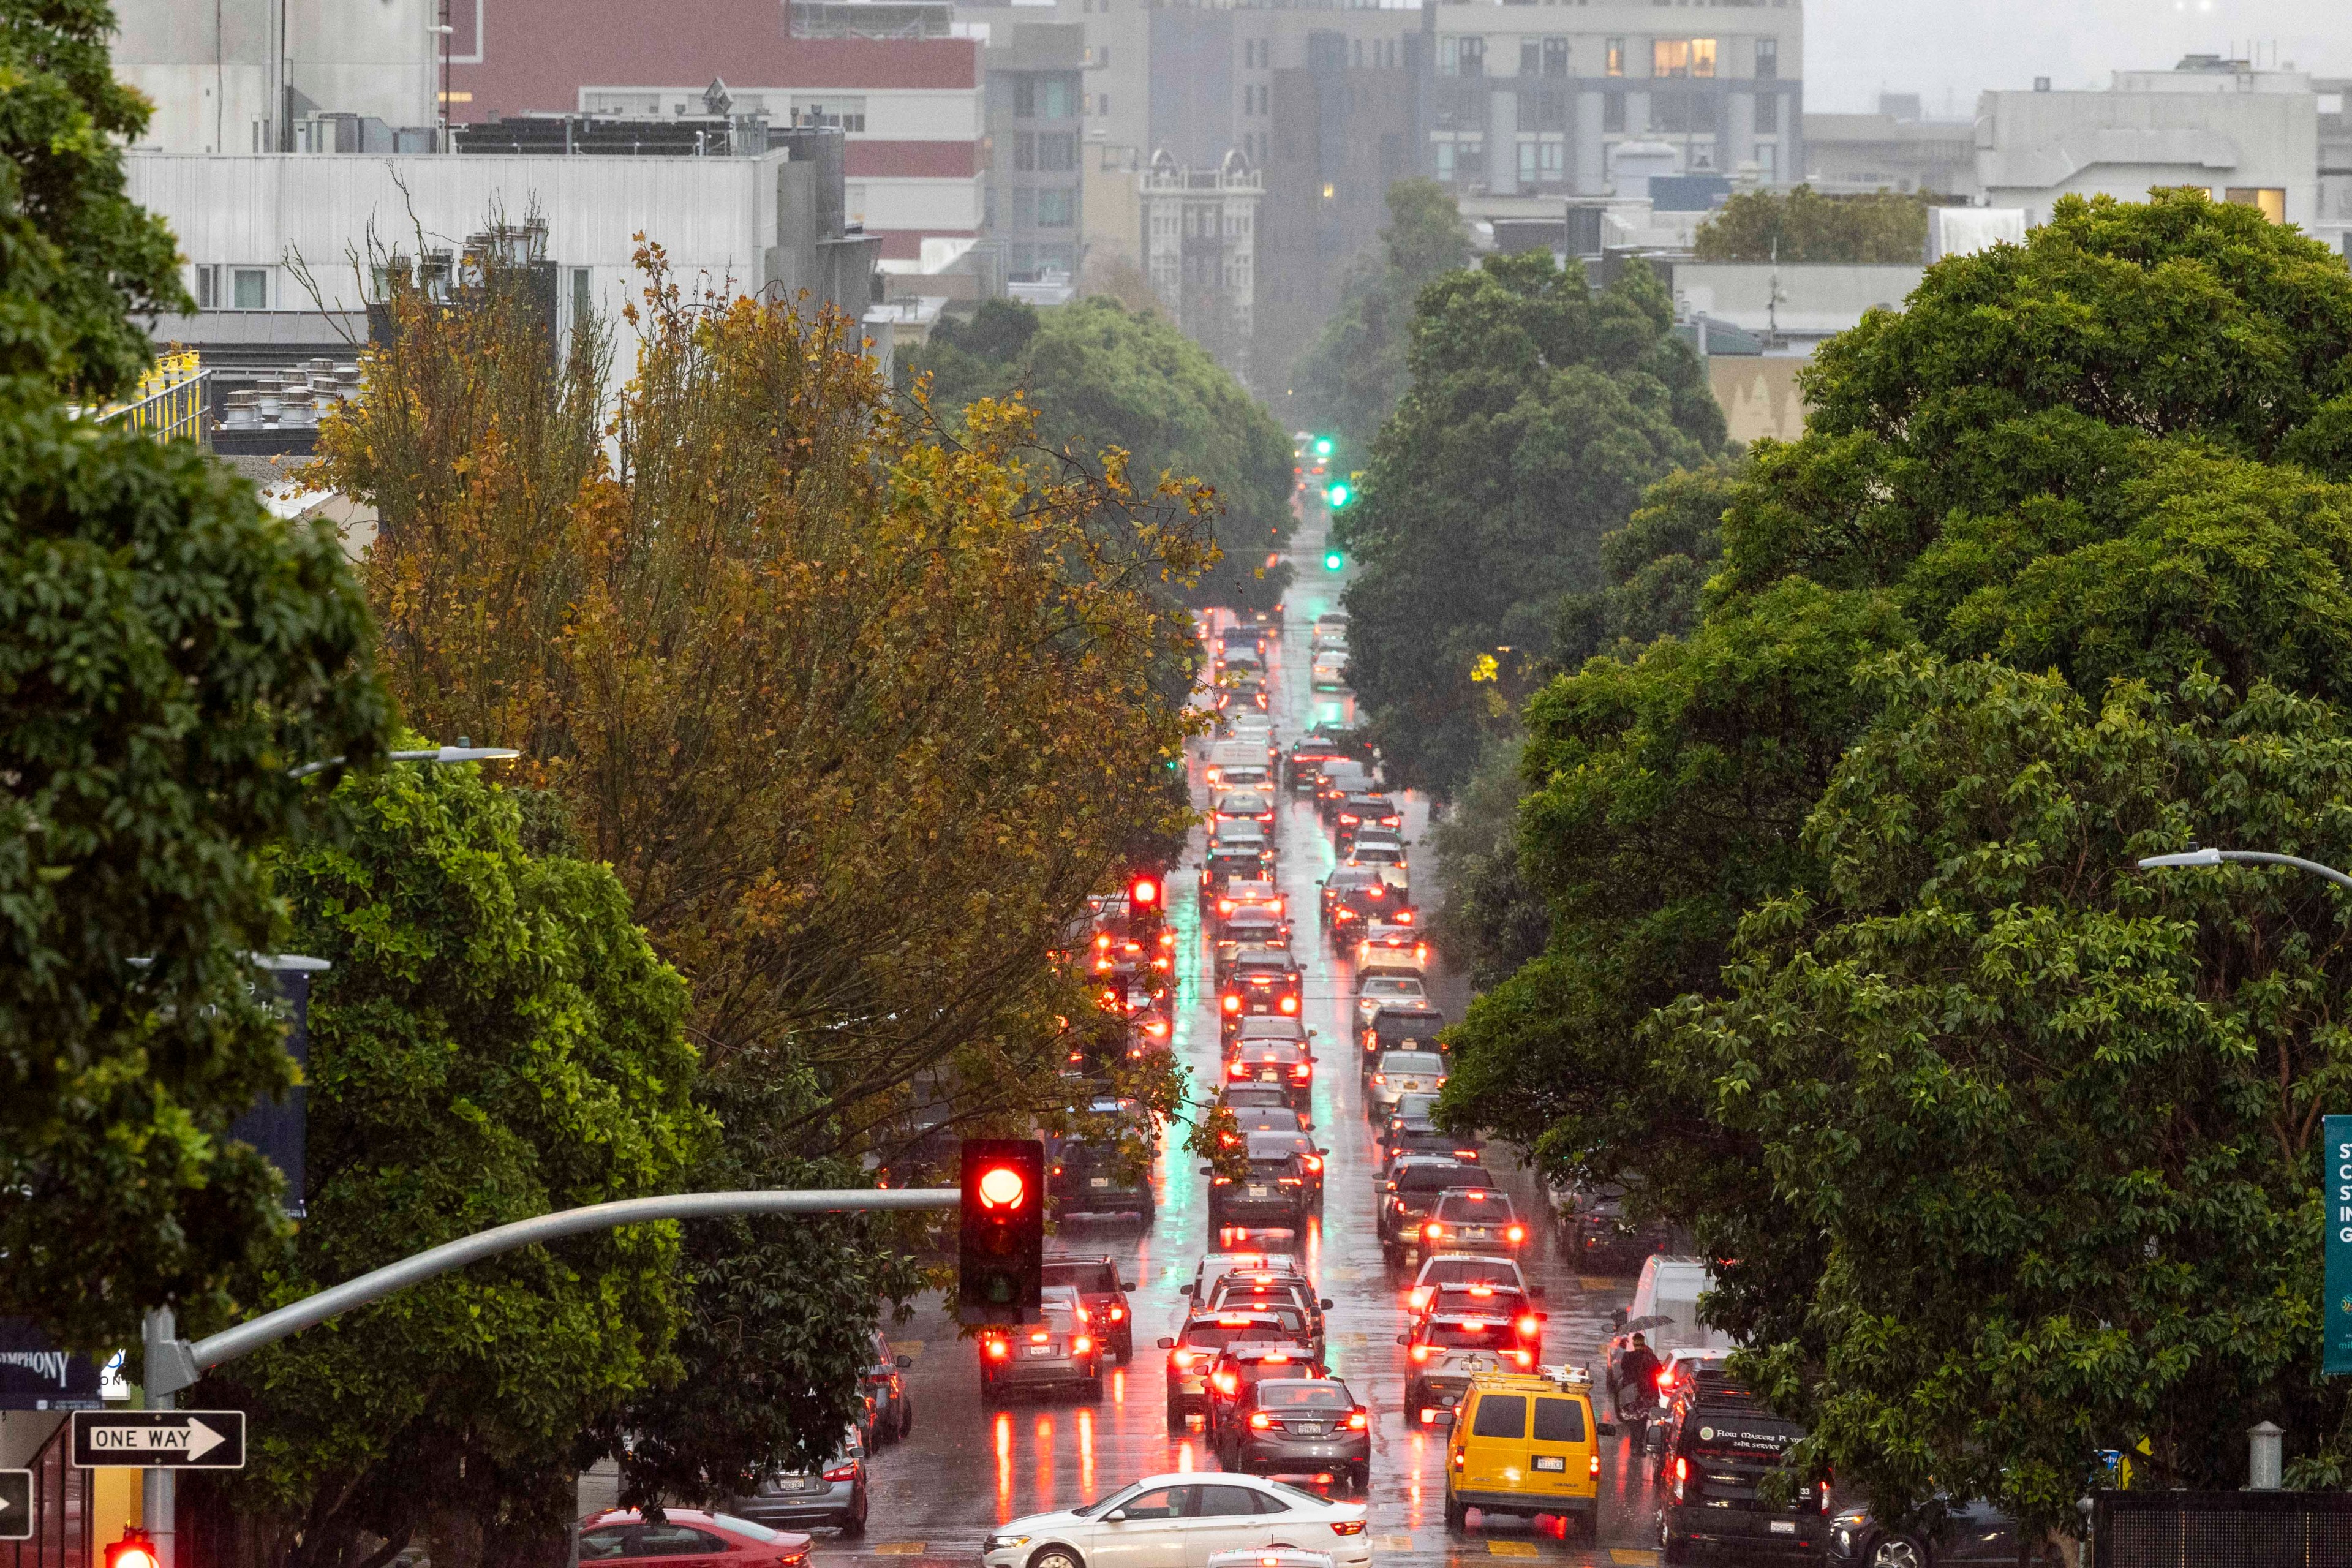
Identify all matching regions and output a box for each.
[1518,140,1538,183]
[1099,91,1111,115]
[790,94,867,131]
[1605,36,1623,75]
[571,267,590,323]
[193,263,218,309]
[1015,75,1079,118]
[1540,140,1564,181]
[1653,39,1716,77]
[2225,187,2286,223]
[1038,131,1076,170]
[1754,91,1777,132]
[1603,92,1624,132]
[1653,91,1715,135]
[1756,141,1776,180]
[1038,188,1076,227]
[1436,140,1455,179]
[846,184,867,221]
[232,268,268,309]
[1013,187,1035,226]
[1544,37,1569,76]
[1352,39,1363,68]
[1439,35,1484,77]
[1015,132,1036,171]
[1520,40,1540,76]
[1755,36,1777,79]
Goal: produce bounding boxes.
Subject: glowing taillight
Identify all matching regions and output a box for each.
[1421,1408,1438,1424]
[1507,1225,1526,1244]
[986,1340,1009,1359]
[1229,1060,1248,1077]
[1409,1344,1430,1362]
[1072,1335,1093,1354]
[1031,1329,1050,1343]
[824,1461,858,1481]
[1280,996,1300,1014]
[1821,1480,1833,1515]
[1409,1288,1431,1311]
[1214,1373,1238,1393]
[1512,1350,1533,1368]
[1517,1314,1540,1338]
[1110,1306,1125,1320]
[1589,1452,1601,1477]
[1291,1063,1311,1079]
[1657,1368,1672,1390]
[1219,900,1235,914]
[1348,1409,1370,1430]
[1371,1073,1385,1085]
[1224,995,1242,1014]
[1172,1350,1193,1370]
[1249,1412,1273,1430]
[1674,1455,1687,1502]
[1305,1156,1322,1172]
[1424,1222,1444,1240]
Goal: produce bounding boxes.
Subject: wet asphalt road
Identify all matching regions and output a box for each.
[816,499,1673,1568]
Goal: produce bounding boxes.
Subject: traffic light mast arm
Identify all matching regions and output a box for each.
[145,1187,959,1396]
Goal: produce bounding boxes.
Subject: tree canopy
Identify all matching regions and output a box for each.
[904,295,1295,610]
[1442,190,2352,1534]
[1692,185,1932,264]
[1291,179,1471,459]
[1339,252,1728,793]
[0,0,393,1352]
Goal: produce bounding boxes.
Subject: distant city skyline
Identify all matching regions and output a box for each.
[1806,0,2340,116]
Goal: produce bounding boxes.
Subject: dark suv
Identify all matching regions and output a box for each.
[1206,1152,1313,1232]
[1656,1373,1825,1563]
[1048,1134,1155,1226]
[1042,1254,1139,1363]
[1379,1158,1496,1269]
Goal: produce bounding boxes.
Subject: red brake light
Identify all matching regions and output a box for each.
[1371,1073,1385,1085]
[1348,1409,1370,1430]
[1506,1225,1526,1244]
[1223,995,1242,1014]
[1214,1372,1238,1393]
[1229,1060,1248,1076]
[824,1461,858,1481]
[1589,1452,1601,1477]
[1110,1306,1125,1320]
[1512,1349,1533,1368]
[986,1338,1009,1359]
[1072,1335,1093,1354]
[1517,1314,1540,1338]
[1291,1063,1311,1079]
[1249,1412,1273,1430]
[1280,996,1300,1014]
[1329,1522,1366,1538]
[1409,1344,1430,1362]
[1424,1222,1444,1240]
[1305,1156,1322,1172]
[1219,899,1235,914]
[1656,1368,1671,1389]
[1031,1329,1050,1343]
[1172,1349,1194,1370]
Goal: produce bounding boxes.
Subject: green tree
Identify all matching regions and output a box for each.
[193,757,707,1568]
[0,0,392,1351]
[905,295,1295,610]
[1442,190,2352,1537]
[1556,458,1740,665]
[1692,184,1931,263]
[1341,254,1727,792]
[1291,179,1471,457]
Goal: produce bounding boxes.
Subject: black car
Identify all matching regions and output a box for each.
[1555,1182,1681,1271]
[1223,1037,1314,1107]
[1828,1497,2029,1567]
[1380,1158,1497,1268]
[1245,1128,1326,1206]
[1657,1373,1825,1563]
[1042,1254,1140,1363]
[1361,1007,1447,1076]
[1049,1135,1155,1225]
[1220,1377,1369,1488]
[1201,845,1271,900]
[1316,761,1376,823]
[1332,793,1403,854]
[1206,1152,1313,1231]
[1284,740,1345,794]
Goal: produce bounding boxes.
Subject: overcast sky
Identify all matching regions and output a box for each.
[1803,0,2342,115]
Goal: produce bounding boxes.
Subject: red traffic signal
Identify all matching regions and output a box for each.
[107,1531,160,1568]
[958,1139,1045,1325]
[1130,875,1159,907]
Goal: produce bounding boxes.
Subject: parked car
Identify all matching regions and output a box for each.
[581,1509,813,1565]
[1654,1371,1825,1563]
[1827,1498,2029,1566]
[724,1425,870,1536]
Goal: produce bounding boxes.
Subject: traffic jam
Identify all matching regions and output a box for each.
[815,493,1847,1568]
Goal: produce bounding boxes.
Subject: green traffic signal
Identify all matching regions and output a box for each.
[1324,549,1344,571]
[1325,481,1353,508]
[1314,437,1334,458]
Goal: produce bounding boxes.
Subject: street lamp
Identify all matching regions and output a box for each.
[2136,842,2352,891]
[289,742,520,780]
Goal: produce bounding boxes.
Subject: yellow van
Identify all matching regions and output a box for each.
[1442,1367,1605,1540]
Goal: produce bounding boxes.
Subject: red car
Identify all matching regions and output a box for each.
[579,1510,812,1567]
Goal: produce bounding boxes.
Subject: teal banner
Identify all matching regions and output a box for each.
[2328,1116,2352,1376]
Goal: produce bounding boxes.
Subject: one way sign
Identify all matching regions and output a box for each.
[70,1411,244,1469]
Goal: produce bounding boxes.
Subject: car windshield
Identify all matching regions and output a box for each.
[1246,1133,1311,1160]
[1429,1320,1512,1349]
[1425,1258,1520,1288]
[1246,1158,1298,1179]
[1186,1317,1289,1348]
[1393,1093,1441,1118]
[1402,1163,1493,1193]
[1225,1086,1289,1106]
[1365,978,1423,998]
[1259,1382,1351,1409]
[1238,1041,1304,1063]
[1436,1191,1515,1222]
[710,1515,790,1542]
[1351,843,1404,864]
[1374,1015,1444,1047]
[1238,1109,1306,1131]
[1237,1021,1306,1042]
[1380,1052,1445,1075]
[1044,1260,1118,1293]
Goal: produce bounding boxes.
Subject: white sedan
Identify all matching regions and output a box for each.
[982,1474,1370,1568]
[1352,974,1428,1028]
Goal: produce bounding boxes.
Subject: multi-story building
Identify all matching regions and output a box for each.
[1257,31,1420,401]
[1977,56,2321,231]
[979,23,1088,285]
[1424,1,1805,216]
[2323,79,2352,247]
[1804,94,1978,197]
[1141,150,1262,385]
[113,0,439,153]
[430,0,982,273]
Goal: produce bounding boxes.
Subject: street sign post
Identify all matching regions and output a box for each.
[2329,1115,2352,1376]
[70,1411,245,1469]
[0,1470,33,1541]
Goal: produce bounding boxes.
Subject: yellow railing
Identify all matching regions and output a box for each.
[94,351,209,443]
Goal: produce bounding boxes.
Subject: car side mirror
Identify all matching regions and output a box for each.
[1395,1334,1411,1346]
[1199,1165,1215,1176]
[1316,1148,1329,1156]
[1320,1298,1335,1310]
[896,1355,913,1368]
[1157,1337,1176,1349]
[1178,1283,1194,1295]
[1123,1280,1137,1291]
[1104,1510,1129,1523]
[1597,1420,1616,1436]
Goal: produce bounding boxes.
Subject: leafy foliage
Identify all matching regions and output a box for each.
[905,295,1295,610]
[1340,253,1727,792]
[1556,459,1739,666]
[1692,185,1931,265]
[1291,179,1472,458]
[194,758,705,1568]
[1442,191,2352,1534]
[0,0,391,1352]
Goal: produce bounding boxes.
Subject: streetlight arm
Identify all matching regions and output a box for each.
[2137,847,2352,892]
[148,1187,958,1395]
[288,746,522,780]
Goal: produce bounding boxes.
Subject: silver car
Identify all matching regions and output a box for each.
[729,1423,870,1536]
[1353,974,1428,1029]
[979,1286,1104,1403]
[1366,1050,1446,1119]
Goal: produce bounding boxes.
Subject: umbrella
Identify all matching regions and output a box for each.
[1620,1314,1676,1335]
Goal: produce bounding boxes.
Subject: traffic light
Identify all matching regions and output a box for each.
[1130,873,1160,908]
[1324,548,1345,571]
[958,1139,1046,1325]
[106,1531,160,1568]
[1325,481,1352,509]
[1313,436,1334,458]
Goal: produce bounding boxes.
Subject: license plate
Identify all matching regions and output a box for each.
[1259,1070,1279,1081]
[1090,1177,1111,1188]
[1248,1185,1270,1197]
[1292,1423,1326,1436]
[1402,1080,1422,1090]
[1770,1522,1796,1536]
[1461,1228,1491,1241]
[1028,1344,1057,1357]
[1533,1456,1565,1472]
[1438,1395,1457,1408]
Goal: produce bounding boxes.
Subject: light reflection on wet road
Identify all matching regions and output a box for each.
[831,499,1664,1568]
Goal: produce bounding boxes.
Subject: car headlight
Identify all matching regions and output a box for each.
[986,1537,1031,1553]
